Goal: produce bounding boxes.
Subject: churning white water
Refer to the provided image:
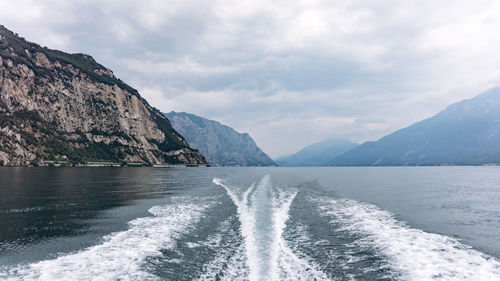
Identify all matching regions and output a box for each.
[0,198,212,281]
[314,197,500,281]
[2,171,500,281]
[213,176,330,281]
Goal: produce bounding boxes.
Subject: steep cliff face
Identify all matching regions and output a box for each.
[0,25,206,166]
[165,112,276,166]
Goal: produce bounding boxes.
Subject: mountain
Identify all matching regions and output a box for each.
[275,139,358,166]
[164,112,275,166]
[0,25,206,166]
[332,87,500,166]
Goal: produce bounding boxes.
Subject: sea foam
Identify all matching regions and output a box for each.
[315,197,500,280]
[0,198,211,281]
[213,176,330,281]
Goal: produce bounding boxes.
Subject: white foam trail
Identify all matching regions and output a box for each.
[213,176,331,281]
[197,242,249,281]
[1,198,211,281]
[196,215,248,281]
[314,197,500,281]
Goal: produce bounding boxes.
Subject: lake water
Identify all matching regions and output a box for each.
[0,167,499,280]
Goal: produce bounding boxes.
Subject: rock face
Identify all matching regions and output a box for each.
[164,112,275,166]
[275,139,358,166]
[0,25,206,166]
[332,87,500,166]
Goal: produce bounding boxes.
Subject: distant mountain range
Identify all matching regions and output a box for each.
[331,87,500,166]
[275,139,358,166]
[0,25,206,166]
[165,112,275,166]
[3,24,499,167]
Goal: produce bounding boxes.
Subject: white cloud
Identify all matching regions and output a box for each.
[124,57,240,76]
[2,0,500,157]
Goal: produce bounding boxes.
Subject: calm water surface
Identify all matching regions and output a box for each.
[0,167,499,280]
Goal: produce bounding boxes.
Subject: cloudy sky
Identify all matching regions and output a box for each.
[1,0,500,157]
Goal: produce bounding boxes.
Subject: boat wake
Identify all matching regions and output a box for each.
[212,176,330,281]
[2,175,500,281]
[314,197,500,280]
[0,197,212,281]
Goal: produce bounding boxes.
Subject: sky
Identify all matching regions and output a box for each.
[1,0,500,157]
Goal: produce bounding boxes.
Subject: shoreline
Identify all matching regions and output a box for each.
[0,164,497,168]
[0,161,210,168]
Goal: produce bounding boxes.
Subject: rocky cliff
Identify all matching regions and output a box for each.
[0,25,206,166]
[165,112,275,166]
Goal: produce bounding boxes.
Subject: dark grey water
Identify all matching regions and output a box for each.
[0,167,499,280]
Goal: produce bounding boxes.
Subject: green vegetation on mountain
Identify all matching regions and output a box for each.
[0,25,206,166]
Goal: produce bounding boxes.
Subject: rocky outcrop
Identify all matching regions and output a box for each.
[165,112,275,166]
[0,25,206,166]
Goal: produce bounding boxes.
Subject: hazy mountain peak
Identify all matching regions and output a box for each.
[165,112,275,166]
[276,139,358,166]
[332,88,500,166]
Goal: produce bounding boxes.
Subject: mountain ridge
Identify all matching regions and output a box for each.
[276,139,358,166]
[165,111,275,166]
[331,87,500,166]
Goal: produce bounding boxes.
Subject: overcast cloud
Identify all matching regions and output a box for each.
[1,0,500,157]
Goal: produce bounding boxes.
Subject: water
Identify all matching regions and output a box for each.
[0,167,499,280]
